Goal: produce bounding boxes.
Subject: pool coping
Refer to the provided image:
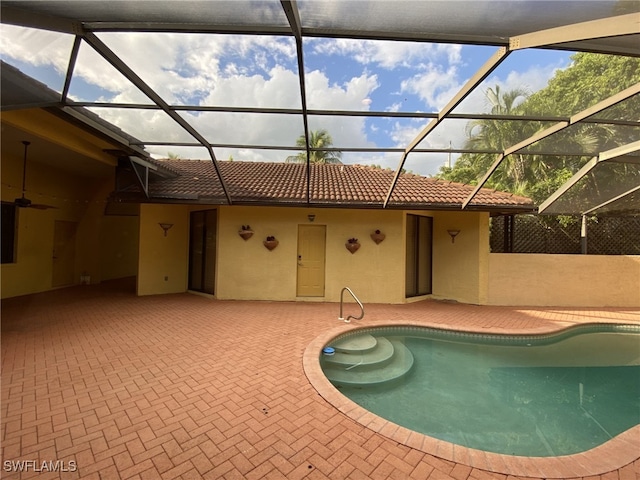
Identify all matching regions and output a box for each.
[303,320,640,478]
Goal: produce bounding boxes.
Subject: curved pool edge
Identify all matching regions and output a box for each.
[303,320,640,478]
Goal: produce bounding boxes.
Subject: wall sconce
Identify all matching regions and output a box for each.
[308,214,316,222]
[159,223,174,236]
[447,229,460,243]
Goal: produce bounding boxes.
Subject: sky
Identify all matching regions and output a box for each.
[0,19,574,177]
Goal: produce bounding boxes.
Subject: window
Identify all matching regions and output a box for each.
[1,202,17,264]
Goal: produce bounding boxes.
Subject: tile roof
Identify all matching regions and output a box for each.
[142,159,534,211]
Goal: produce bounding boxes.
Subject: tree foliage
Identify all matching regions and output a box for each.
[438,53,640,207]
[285,129,343,164]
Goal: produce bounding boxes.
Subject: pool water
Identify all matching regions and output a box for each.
[322,326,640,457]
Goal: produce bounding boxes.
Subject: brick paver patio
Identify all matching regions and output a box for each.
[2,279,639,479]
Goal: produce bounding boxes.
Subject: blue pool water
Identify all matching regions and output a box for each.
[321,325,640,457]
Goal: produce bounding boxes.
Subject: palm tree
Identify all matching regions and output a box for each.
[285,129,343,164]
[464,86,532,188]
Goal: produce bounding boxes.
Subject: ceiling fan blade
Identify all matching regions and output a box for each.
[14,196,32,208]
[29,203,57,210]
[13,198,57,209]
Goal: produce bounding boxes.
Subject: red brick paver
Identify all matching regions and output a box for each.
[2,280,639,479]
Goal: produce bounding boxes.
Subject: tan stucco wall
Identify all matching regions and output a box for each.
[488,254,640,307]
[1,151,112,299]
[76,181,114,285]
[101,215,140,281]
[137,203,189,295]
[135,204,490,304]
[216,206,406,303]
[430,211,490,305]
[1,205,58,299]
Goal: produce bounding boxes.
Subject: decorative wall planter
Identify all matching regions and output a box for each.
[345,238,360,254]
[263,236,279,251]
[238,226,254,241]
[370,230,385,244]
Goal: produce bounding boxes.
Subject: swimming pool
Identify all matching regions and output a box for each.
[318,324,640,458]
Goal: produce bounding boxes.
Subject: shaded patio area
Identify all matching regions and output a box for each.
[2,280,639,479]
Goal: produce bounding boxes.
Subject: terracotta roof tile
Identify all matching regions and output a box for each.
[145,160,533,211]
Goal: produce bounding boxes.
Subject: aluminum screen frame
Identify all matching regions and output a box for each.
[1,0,638,211]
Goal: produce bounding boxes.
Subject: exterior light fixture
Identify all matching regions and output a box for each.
[447,229,460,243]
[308,214,316,222]
[159,223,174,236]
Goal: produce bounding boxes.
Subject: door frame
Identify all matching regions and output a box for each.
[188,209,217,295]
[296,224,327,297]
[405,214,433,297]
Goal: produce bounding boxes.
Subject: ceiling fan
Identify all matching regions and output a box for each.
[14,140,56,210]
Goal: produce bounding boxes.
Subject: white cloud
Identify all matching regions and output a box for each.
[85,40,380,160]
[389,119,422,147]
[377,120,454,176]
[306,70,379,109]
[199,65,302,108]
[73,33,371,160]
[72,44,149,102]
[92,33,297,106]
[386,58,570,175]
[455,62,567,114]
[304,70,379,149]
[400,63,462,110]
[311,38,461,70]
[2,24,570,175]
[0,25,72,72]
[386,102,402,113]
[404,152,451,176]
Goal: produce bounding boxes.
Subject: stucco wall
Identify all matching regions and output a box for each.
[430,211,490,305]
[1,206,58,299]
[488,253,640,307]
[137,204,189,296]
[1,151,111,299]
[101,215,140,281]
[135,204,490,304]
[216,206,406,303]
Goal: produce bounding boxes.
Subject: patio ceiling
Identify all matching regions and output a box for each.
[1,1,639,214]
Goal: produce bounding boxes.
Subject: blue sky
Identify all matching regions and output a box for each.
[1,23,574,176]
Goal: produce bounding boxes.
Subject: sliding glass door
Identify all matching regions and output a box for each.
[406,214,433,297]
[189,209,217,294]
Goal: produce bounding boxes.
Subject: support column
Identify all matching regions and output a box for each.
[503,215,514,253]
[581,215,588,254]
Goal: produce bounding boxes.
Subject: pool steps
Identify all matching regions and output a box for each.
[331,333,379,354]
[328,336,395,367]
[322,334,414,386]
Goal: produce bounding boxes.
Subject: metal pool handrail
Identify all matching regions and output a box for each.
[339,287,364,323]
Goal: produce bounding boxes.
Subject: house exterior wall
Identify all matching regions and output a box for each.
[135,204,490,304]
[101,215,140,281]
[13,184,637,308]
[216,205,406,303]
[488,253,640,307]
[0,152,113,299]
[137,203,189,296]
[430,211,490,305]
[1,205,58,299]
